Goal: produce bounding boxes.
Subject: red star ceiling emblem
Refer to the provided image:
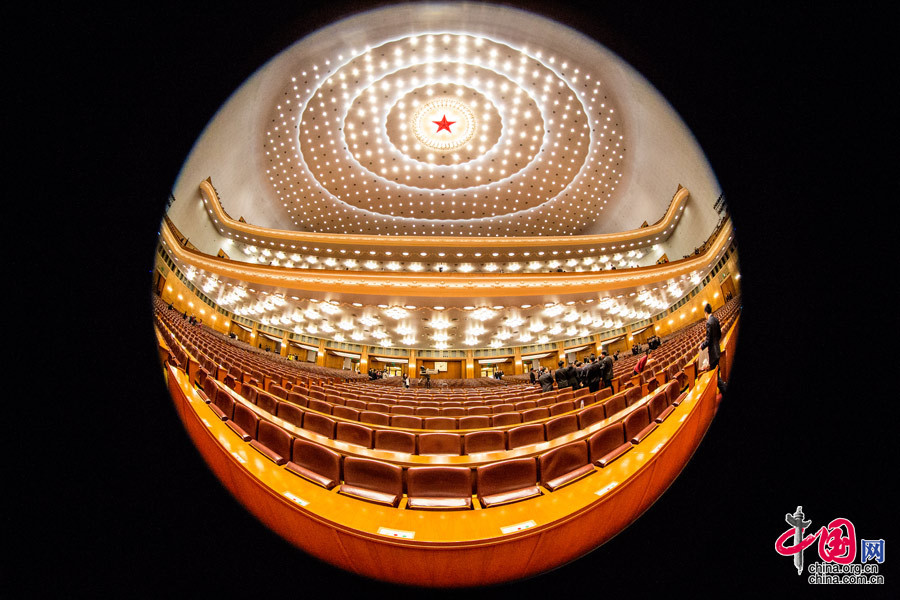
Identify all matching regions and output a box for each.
[432,114,455,133]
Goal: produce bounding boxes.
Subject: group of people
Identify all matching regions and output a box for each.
[530,351,616,396]
[367,368,387,380]
[492,369,504,379]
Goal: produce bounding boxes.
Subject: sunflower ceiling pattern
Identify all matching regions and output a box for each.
[263,32,625,236]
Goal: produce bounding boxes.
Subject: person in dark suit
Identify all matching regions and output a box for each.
[538,367,554,392]
[529,368,536,385]
[555,360,572,389]
[586,356,603,393]
[599,350,615,394]
[699,302,726,393]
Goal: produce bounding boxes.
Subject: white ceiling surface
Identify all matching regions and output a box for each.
[164,3,731,351]
[170,2,721,255]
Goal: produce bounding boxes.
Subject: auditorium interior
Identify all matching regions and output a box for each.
[151,3,742,587]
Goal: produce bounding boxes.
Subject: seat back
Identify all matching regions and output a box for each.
[255,392,278,415]
[255,420,293,462]
[307,398,333,414]
[492,412,522,427]
[406,466,472,499]
[342,457,403,497]
[624,405,651,440]
[466,406,492,416]
[302,412,337,438]
[549,400,575,416]
[577,404,606,430]
[462,430,506,454]
[276,401,304,428]
[285,391,308,407]
[423,417,457,430]
[521,407,550,422]
[491,403,515,414]
[458,415,491,430]
[624,387,641,406]
[289,438,341,488]
[538,441,590,487]
[335,422,374,448]
[374,429,417,454]
[604,393,626,417]
[507,423,545,449]
[588,422,627,464]
[476,458,538,497]
[417,432,462,455]
[359,411,391,426]
[545,414,578,440]
[332,405,360,421]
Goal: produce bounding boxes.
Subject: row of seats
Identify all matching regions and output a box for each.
[202,375,682,457]
[199,377,686,508]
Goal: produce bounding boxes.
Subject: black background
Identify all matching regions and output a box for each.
[20,1,893,597]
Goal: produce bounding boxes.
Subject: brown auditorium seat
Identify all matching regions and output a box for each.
[577,403,606,430]
[441,407,466,417]
[649,391,674,423]
[415,407,441,417]
[673,390,688,407]
[588,422,631,467]
[286,438,341,489]
[420,401,440,408]
[345,399,367,410]
[491,412,522,427]
[223,374,237,390]
[573,387,591,399]
[423,417,456,430]
[390,405,415,415]
[624,405,657,444]
[210,387,235,421]
[491,403,515,414]
[309,389,327,401]
[201,377,217,403]
[332,405,360,421]
[521,407,550,422]
[302,412,337,438]
[507,423,546,449]
[514,400,536,411]
[336,422,374,448]
[406,466,473,510]
[326,394,344,406]
[466,406,492,416]
[275,402,304,428]
[463,430,507,454]
[594,388,612,403]
[604,393,626,417]
[538,441,594,491]
[476,457,541,508]
[226,403,259,442]
[339,457,404,507]
[458,415,491,429]
[270,385,288,400]
[307,398,333,414]
[549,400,575,416]
[535,397,555,408]
[557,390,574,402]
[374,430,417,454]
[390,415,424,429]
[624,387,641,406]
[667,364,687,391]
[368,402,392,413]
[285,391,308,407]
[359,411,391,426]
[417,432,462,455]
[249,420,292,465]
[545,414,578,440]
[255,392,278,415]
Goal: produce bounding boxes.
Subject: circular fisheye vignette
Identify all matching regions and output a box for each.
[151,2,740,587]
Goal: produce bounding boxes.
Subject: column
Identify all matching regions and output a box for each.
[465,350,475,379]
[316,338,326,366]
[280,331,290,357]
[513,347,523,375]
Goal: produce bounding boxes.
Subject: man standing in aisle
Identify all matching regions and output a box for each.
[699,302,726,394]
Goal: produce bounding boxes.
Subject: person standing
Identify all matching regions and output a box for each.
[699,302,727,393]
[600,350,615,394]
[586,356,603,393]
[555,361,571,389]
[538,367,554,392]
[529,368,536,385]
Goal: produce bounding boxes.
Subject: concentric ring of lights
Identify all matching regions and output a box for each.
[264,30,625,236]
[410,96,478,152]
